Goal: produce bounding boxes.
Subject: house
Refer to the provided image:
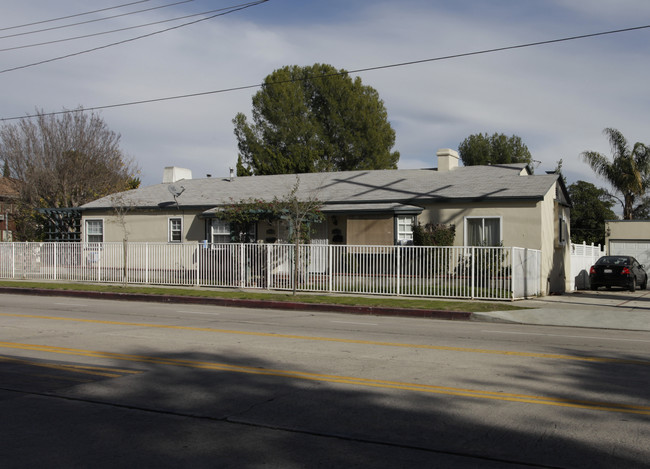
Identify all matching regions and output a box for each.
[605,220,650,267]
[0,176,19,242]
[79,149,572,294]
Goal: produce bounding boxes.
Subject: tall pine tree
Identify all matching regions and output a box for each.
[233,64,399,175]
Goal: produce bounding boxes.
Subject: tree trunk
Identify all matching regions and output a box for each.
[624,194,635,220]
[122,239,128,285]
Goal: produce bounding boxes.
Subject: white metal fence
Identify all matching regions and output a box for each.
[0,242,542,300]
[570,242,606,290]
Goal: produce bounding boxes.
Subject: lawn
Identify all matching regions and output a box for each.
[0,280,529,313]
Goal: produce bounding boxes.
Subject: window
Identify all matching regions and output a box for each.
[210,219,231,244]
[396,215,415,245]
[558,214,567,246]
[169,217,183,243]
[85,219,104,243]
[465,217,501,246]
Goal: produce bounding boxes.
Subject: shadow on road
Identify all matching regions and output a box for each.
[1,345,649,468]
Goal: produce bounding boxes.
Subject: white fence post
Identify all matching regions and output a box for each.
[266,244,271,290]
[471,246,475,299]
[195,243,200,287]
[53,242,57,281]
[396,245,401,296]
[510,246,515,300]
[240,243,245,288]
[327,244,331,293]
[145,243,149,284]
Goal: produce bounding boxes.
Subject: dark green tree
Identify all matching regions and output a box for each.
[581,128,650,220]
[233,63,399,175]
[568,180,617,245]
[458,133,532,168]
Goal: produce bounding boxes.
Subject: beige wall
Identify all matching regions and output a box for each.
[420,201,542,250]
[346,215,393,245]
[419,182,571,294]
[606,220,650,242]
[83,210,204,243]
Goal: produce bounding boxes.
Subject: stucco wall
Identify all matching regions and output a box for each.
[346,215,393,245]
[419,183,570,294]
[421,201,542,250]
[606,220,650,241]
[539,187,571,294]
[83,210,204,243]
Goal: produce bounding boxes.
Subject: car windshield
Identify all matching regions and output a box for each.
[596,256,630,265]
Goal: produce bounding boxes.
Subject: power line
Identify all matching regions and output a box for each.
[1,22,648,122]
[350,24,650,76]
[0,0,151,32]
[0,3,258,52]
[0,0,194,39]
[0,0,269,75]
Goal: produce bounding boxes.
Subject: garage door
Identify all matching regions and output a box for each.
[609,240,650,267]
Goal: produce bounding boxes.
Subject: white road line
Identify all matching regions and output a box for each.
[482,330,650,343]
[54,303,88,307]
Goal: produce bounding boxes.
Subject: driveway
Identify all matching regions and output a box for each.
[477,289,650,331]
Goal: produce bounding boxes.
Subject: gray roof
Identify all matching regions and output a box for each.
[80,164,561,211]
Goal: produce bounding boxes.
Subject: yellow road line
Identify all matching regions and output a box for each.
[1,341,649,416]
[0,354,139,378]
[2,312,648,366]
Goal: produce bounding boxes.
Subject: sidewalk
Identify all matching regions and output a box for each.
[476,290,650,331]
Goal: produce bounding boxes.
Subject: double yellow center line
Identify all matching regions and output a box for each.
[2,340,649,415]
[2,312,648,365]
[2,312,649,415]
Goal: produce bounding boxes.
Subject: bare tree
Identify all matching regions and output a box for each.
[279,176,324,295]
[0,108,139,240]
[213,175,323,294]
[109,193,137,285]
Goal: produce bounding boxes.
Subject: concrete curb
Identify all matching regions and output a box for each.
[0,287,473,321]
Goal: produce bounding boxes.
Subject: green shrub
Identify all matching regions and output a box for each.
[412,222,456,246]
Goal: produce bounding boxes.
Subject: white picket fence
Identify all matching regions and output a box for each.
[570,242,606,290]
[0,242,542,300]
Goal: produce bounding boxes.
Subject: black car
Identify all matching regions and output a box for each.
[589,255,647,292]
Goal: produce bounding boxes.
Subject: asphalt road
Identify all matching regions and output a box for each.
[1,293,649,468]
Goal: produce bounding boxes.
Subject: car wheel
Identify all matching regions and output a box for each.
[591,284,599,291]
[642,275,648,290]
[629,277,636,292]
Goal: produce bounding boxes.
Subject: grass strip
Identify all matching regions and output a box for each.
[0,280,527,313]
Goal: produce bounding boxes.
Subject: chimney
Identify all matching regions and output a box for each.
[436,148,459,172]
[163,167,192,183]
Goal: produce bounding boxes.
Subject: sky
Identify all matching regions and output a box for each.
[1,0,649,194]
